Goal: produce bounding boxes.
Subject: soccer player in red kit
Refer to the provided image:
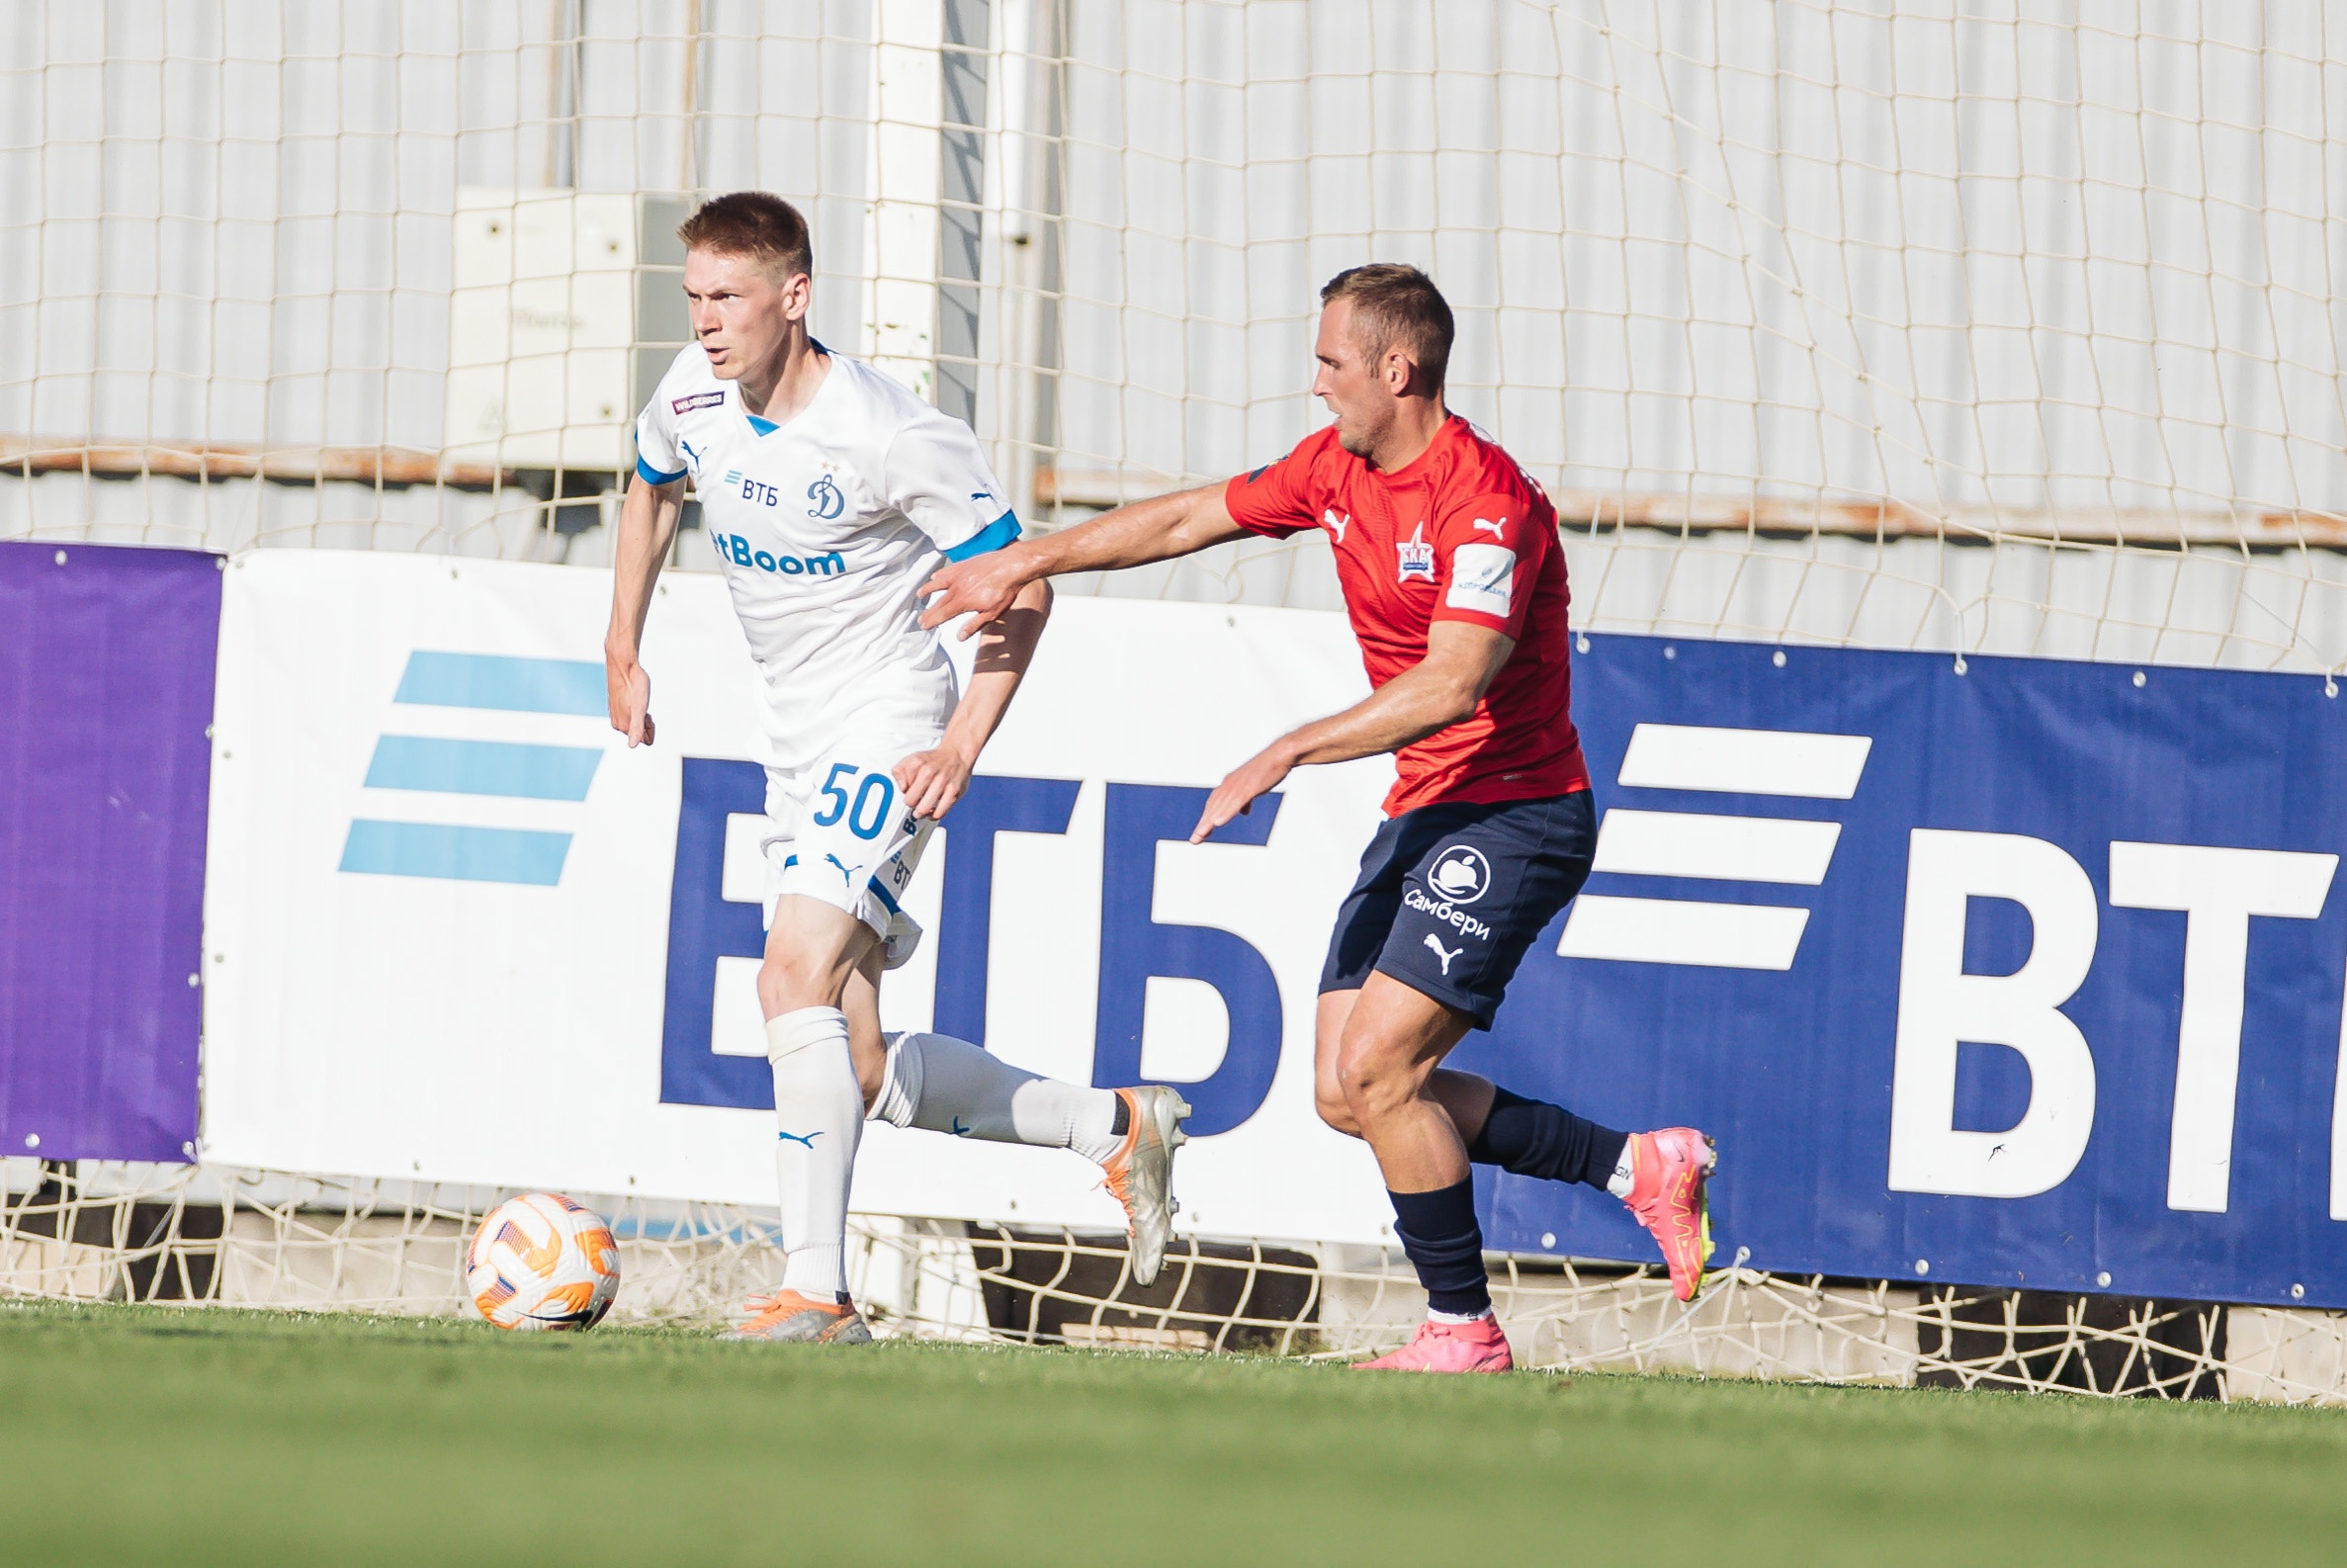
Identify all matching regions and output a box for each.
[923,265,1715,1372]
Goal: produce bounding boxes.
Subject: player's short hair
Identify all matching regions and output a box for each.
[1320,264,1453,392]
[677,191,814,286]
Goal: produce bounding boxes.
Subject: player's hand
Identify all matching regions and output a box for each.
[895,741,977,821]
[1190,744,1293,842]
[607,653,655,747]
[919,551,1030,638]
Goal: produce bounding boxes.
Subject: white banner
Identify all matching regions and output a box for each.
[201,552,1398,1245]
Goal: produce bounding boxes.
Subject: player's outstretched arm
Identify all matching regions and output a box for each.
[895,577,1054,820]
[604,472,685,748]
[1189,621,1516,842]
[917,481,1246,637]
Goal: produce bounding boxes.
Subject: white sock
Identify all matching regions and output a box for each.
[1606,1134,1639,1199]
[767,1005,862,1298]
[870,1032,1123,1164]
[1429,1306,1495,1325]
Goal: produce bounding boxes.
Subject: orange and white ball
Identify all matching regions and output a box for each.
[466,1193,620,1331]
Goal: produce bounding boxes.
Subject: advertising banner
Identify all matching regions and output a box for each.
[0,542,217,1162]
[200,551,2347,1306]
[199,552,1396,1246]
[1468,635,2347,1309]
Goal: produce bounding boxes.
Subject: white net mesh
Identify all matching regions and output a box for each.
[11,1158,2346,1402]
[12,0,2347,1396]
[14,1,2347,668]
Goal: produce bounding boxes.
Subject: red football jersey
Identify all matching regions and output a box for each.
[1223,416,1591,817]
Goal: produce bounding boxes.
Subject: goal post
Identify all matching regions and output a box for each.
[12,2,2347,1400]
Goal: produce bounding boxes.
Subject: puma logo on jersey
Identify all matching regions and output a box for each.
[776,1129,824,1149]
[1397,522,1436,582]
[1323,508,1350,543]
[1472,517,1508,535]
[1424,933,1463,974]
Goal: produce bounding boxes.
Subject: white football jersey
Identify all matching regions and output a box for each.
[634,344,1020,767]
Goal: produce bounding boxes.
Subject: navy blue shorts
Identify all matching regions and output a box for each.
[1319,790,1596,1029]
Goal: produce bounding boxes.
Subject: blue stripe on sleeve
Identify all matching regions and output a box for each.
[940,510,1021,563]
[637,455,688,485]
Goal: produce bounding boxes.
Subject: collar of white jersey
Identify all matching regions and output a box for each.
[740,339,838,439]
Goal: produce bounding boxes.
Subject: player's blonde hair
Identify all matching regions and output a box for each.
[1321,264,1453,392]
[677,191,815,287]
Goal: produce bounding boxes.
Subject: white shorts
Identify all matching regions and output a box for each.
[761,732,937,970]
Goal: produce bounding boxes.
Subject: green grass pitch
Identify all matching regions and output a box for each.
[0,1302,2340,1566]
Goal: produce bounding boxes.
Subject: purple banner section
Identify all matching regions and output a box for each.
[0,543,218,1162]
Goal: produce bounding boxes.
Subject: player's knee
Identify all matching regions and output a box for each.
[1336,1046,1408,1126]
[1314,1081,1362,1137]
[756,948,836,1016]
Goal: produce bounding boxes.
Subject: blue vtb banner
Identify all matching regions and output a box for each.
[1459,633,2347,1309]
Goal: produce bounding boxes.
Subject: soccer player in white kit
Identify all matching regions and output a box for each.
[605,193,1191,1343]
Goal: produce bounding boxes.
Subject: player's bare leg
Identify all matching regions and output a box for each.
[1318,978,1715,1371]
[721,895,879,1344]
[1322,975,1512,1371]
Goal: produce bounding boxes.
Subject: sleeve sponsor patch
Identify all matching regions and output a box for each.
[1446,542,1517,616]
[670,391,727,413]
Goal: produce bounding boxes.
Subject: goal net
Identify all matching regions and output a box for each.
[10,1,2347,1398]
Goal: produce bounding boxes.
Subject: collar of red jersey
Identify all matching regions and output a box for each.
[1343,412,1466,484]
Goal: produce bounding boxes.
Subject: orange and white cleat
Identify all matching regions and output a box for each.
[1098,1086,1191,1288]
[1352,1315,1514,1374]
[1622,1127,1717,1302]
[717,1288,873,1344]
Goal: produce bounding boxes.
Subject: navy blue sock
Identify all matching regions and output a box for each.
[1467,1086,1627,1192]
[1388,1179,1490,1318]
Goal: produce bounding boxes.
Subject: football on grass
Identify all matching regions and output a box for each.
[467,1193,621,1331]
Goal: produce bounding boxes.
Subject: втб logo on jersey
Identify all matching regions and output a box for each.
[730,472,783,508]
[807,475,844,519]
[1556,722,1871,972]
[1397,523,1435,582]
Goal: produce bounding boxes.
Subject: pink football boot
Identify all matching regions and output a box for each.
[1622,1127,1717,1302]
[1352,1315,1515,1373]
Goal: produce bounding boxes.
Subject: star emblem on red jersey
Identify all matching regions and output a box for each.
[1396,522,1436,582]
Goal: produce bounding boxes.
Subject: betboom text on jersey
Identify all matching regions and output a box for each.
[711,534,847,577]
